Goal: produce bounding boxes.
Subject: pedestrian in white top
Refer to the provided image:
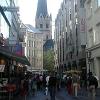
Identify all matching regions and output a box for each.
[45,75,50,95]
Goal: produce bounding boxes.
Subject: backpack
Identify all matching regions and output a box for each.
[89,76,98,89]
[94,77,98,88]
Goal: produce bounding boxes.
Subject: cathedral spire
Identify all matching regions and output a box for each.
[36,0,48,18]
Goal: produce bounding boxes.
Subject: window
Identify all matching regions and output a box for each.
[96,24,100,43]
[69,9,71,20]
[76,27,78,36]
[66,19,67,27]
[28,40,31,47]
[80,0,84,7]
[87,1,92,18]
[89,29,94,46]
[97,0,100,7]
[46,24,49,28]
[32,41,33,47]
[46,35,48,40]
[75,18,78,24]
[27,49,30,56]
[75,4,77,12]
[40,24,43,28]
[70,13,71,20]
[32,41,34,47]
[65,0,66,4]
[32,50,34,56]
[29,40,31,47]
[28,41,29,47]
[29,49,31,56]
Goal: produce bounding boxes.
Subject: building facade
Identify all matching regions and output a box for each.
[0,0,22,53]
[34,31,43,70]
[54,0,86,75]
[35,0,52,43]
[85,0,100,86]
[0,0,30,82]
[35,0,54,71]
[0,0,11,39]
[21,24,43,71]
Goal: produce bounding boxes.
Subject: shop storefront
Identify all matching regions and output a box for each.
[0,47,30,99]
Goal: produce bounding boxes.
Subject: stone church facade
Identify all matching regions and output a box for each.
[35,0,52,43]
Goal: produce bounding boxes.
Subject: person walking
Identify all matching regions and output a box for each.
[45,75,50,95]
[56,74,60,91]
[66,76,73,95]
[48,72,57,100]
[20,77,29,100]
[31,76,37,96]
[72,73,79,97]
[87,72,98,100]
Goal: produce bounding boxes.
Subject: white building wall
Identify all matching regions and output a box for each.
[22,24,43,71]
[85,0,100,86]
[34,33,43,70]
[24,30,35,70]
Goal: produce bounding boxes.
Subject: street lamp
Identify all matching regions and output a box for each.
[86,51,91,73]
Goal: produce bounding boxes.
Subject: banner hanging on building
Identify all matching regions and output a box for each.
[15,43,23,56]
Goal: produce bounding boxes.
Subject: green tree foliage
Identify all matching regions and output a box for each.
[43,50,54,71]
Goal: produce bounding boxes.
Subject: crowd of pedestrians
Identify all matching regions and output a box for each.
[15,71,99,100]
[63,71,98,100]
[19,71,62,100]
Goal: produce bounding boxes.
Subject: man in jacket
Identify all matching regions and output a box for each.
[87,72,98,100]
[48,72,57,100]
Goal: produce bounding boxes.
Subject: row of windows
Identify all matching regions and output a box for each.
[27,49,34,56]
[88,24,100,47]
[40,23,49,28]
[27,33,34,38]
[87,0,100,18]
[27,40,34,47]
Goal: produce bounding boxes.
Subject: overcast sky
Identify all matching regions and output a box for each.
[19,0,63,37]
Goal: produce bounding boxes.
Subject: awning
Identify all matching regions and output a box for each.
[13,55,30,66]
[0,47,12,58]
[0,47,30,66]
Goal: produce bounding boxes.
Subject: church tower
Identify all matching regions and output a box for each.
[35,0,52,43]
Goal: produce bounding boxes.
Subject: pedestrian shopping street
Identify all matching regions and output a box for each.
[14,88,100,100]
[14,88,76,100]
[1,0,100,100]
[26,89,73,100]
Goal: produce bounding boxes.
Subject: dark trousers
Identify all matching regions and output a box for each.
[49,87,56,100]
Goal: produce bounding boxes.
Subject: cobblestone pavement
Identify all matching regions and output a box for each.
[74,88,100,100]
[14,88,100,100]
[26,88,74,100]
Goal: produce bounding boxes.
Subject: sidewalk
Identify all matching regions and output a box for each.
[74,88,100,100]
[56,88,74,100]
[14,91,48,100]
[13,88,100,100]
[26,90,65,100]
[17,89,74,100]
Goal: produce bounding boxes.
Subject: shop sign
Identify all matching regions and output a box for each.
[0,65,5,72]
